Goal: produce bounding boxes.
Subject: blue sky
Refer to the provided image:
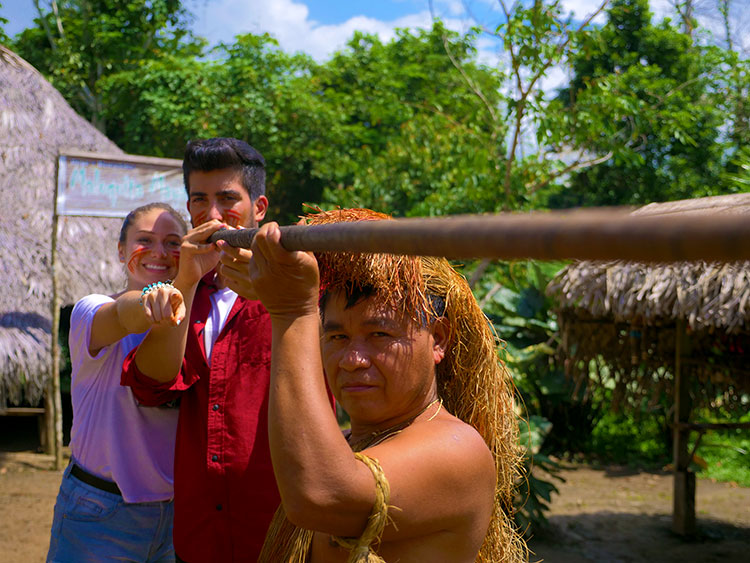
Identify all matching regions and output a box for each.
[2,1,747,63]
[1,0,608,62]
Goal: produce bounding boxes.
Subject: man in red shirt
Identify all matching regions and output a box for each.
[121,138,279,562]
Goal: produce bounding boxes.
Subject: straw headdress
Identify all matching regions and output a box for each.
[259,208,527,563]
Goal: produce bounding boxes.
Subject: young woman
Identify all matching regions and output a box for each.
[47,202,188,563]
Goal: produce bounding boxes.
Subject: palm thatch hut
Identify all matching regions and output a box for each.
[0,47,125,449]
[547,193,750,535]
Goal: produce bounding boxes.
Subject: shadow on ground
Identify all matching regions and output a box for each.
[529,512,749,563]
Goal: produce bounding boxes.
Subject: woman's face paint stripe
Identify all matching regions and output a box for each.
[127,246,149,273]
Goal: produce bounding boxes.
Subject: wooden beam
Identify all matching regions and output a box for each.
[209,210,750,263]
[59,149,182,168]
[1,407,46,416]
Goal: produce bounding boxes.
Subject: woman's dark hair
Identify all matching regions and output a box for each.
[119,202,188,244]
[182,137,266,201]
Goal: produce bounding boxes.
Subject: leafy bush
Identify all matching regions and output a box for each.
[514,415,564,535]
[697,433,750,487]
[469,260,573,533]
[588,408,670,465]
[693,410,750,487]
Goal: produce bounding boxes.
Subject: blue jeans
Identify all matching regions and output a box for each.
[47,463,175,562]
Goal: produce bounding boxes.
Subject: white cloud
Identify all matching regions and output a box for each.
[560,0,608,25]
[192,0,436,60]
[192,0,750,65]
[297,12,435,60]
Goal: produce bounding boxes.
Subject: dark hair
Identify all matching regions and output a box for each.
[319,284,445,328]
[182,137,266,201]
[119,202,188,244]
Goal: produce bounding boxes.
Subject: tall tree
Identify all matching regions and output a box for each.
[313,23,509,216]
[420,1,617,212]
[13,0,200,132]
[551,0,730,207]
[100,32,336,223]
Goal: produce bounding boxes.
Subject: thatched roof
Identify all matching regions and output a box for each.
[546,194,750,410]
[0,47,125,409]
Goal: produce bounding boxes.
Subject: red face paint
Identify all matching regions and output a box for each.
[127,246,149,273]
[225,209,242,228]
[194,210,209,226]
[170,249,180,270]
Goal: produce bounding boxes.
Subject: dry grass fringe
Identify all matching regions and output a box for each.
[1,46,126,409]
[548,258,750,412]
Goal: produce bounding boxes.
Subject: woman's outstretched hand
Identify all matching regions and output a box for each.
[141,284,186,327]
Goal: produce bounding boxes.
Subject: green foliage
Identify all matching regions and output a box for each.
[469,260,576,532]
[723,145,750,191]
[479,260,602,454]
[552,0,733,207]
[693,410,750,487]
[99,22,514,222]
[585,396,750,488]
[515,415,564,535]
[100,32,336,223]
[696,433,750,487]
[588,409,669,464]
[316,24,508,216]
[12,0,201,131]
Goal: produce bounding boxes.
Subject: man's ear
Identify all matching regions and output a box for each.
[254,195,269,223]
[431,317,450,365]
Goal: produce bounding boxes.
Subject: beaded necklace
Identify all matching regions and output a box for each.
[346,398,443,452]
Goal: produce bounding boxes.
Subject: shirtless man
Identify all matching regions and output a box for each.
[224,209,526,562]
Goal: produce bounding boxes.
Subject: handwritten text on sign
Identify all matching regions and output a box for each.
[56,153,188,218]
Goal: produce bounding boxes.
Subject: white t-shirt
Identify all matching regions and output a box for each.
[68,294,179,503]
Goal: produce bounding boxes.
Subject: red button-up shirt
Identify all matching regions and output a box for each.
[122,280,280,562]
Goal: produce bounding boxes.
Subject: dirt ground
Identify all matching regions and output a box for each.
[0,424,748,563]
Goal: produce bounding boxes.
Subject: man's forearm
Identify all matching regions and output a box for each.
[268,314,356,499]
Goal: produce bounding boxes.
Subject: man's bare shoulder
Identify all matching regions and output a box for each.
[352,409,496,560]
[365,409,496,495]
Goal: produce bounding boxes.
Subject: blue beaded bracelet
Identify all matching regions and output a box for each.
[139,280,173,304]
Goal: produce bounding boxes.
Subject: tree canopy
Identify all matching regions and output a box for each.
[14,0,201,131]
[551,0,736,207]
[9,0,748,220]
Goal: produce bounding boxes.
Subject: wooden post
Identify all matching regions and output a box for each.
[49,164,64,471]
[672,319,695,535]
[43,387,53,454]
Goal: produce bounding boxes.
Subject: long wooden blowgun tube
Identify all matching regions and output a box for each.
[206,210,750,263]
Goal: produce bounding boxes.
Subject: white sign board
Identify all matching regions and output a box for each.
[56,151,187,218]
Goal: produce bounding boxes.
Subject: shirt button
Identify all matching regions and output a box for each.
[212,454,218,462]
[216,504,222,511]
[212,404,220,411]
